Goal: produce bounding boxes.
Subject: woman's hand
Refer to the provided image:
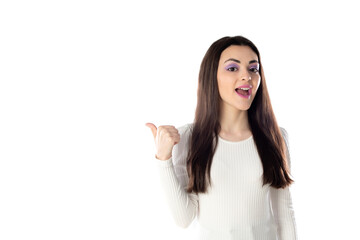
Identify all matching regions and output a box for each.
[145,123,180,161]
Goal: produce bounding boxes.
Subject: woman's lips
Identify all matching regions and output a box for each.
[236,84,252,89]
[235,88,251,99]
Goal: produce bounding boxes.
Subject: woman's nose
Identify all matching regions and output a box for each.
[240,72,251,81]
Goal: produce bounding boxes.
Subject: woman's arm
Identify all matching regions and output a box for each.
[156,123,199,228]
[270,127,298,239]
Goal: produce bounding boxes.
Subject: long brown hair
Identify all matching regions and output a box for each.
[186,36,294,194]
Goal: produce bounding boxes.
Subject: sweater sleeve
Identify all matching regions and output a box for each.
[155,123,199,228]
[270,127,298,240]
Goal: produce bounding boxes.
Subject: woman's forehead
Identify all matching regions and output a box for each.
[220,45,258,62]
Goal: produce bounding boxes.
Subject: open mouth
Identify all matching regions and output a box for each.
[235,87,251,98]
[235,88,250,96]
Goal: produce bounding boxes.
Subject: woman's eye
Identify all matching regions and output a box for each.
[227,67,238,72]
[250,67,259,73]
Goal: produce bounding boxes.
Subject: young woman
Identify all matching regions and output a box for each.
[146,36,298,240]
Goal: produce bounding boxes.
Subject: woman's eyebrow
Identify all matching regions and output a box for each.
[224,58,258,64]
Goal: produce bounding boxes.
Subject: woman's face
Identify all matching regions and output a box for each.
[217,45,261,111]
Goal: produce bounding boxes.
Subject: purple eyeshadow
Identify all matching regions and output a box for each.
[225,63,239,70]
[249,64,259,71]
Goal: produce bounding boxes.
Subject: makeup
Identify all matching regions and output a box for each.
[225,63,239,71]
[225,63,259,73]
[249,64,259,72]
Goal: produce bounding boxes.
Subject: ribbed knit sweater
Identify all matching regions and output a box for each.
[155,123,297,240]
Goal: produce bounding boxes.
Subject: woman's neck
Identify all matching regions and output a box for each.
[219,105,251,135]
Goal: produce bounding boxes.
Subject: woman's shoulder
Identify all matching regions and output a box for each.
[176,122,194,135]
[279,126,289,144]
[279,126,287,134]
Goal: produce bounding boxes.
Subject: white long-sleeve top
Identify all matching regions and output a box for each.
[155,123,297,240]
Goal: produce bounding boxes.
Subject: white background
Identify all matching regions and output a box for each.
[1,0,359,239]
